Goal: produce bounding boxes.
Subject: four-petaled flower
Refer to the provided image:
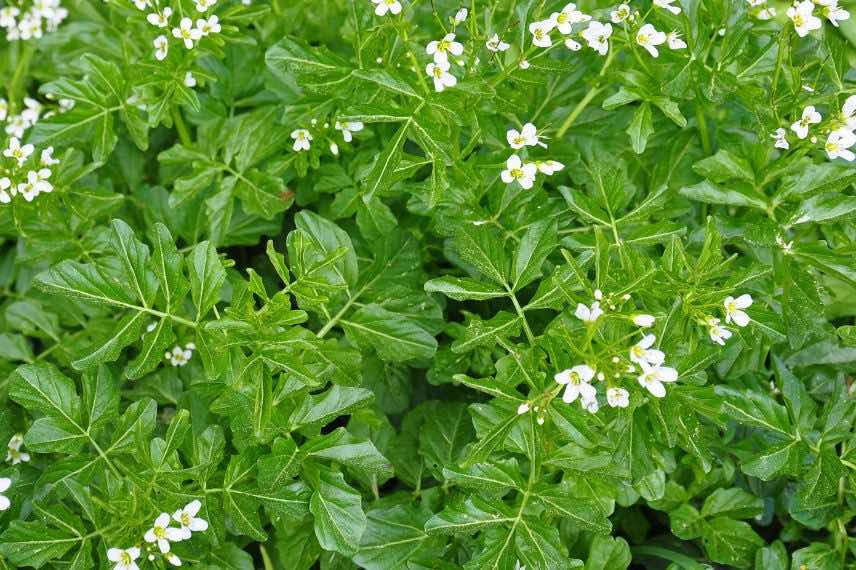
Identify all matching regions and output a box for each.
[4,137,34,166]
[581,21,612,55]
[506,123,539,149]
[146,7,171,27]
[818,0,850,26]
[706,316,732,346]
[555,364,597,405]
[636,23,666,57]
[427,33,464,64]
[154,35,168,60]
[825,129,856,161]
[335,120,364,142]
[173,499,209,539]
[291,129,312,152]
[724,294,753,327]
[107,547,141,570]
[486,33,510,52]
[197,15,220,35]
[637,361,678,397]
[6,433,29,465]
[667,31,686,50]
[372,0,402,16]
[633,314,655,328]
[529,19,554,48]
[610,4,631,22]
[575,300,603,322]
[535,160,564,175]
[653,0,681,14]
[551,3,590,34]
[629,334,665,366]
[771,128,789,150]
[790,105,821,139]
[172,17,202,49]
[787,0,822,37]
[145,513,184,553]
[426,61,457,92]
[500,154,537,189]
[607,387,630,408]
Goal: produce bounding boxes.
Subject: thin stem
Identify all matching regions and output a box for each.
[556,48,616,137]
[173,108,192,147]
[508,290,535,344]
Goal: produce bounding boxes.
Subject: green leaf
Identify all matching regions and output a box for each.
[354,505,442,570]
[626,102,654,154]
[424,496,512,535]
[679,180,767,208]
[693,149,754,183]
[424,276,507,301]
[512,219,557,291]
[341,304,437,362]
[701,517,764,569]
[188,241,226,321]
[309,466,366,556]
[452,224,508,286]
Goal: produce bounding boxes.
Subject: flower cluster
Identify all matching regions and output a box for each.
[0,96,72,139]
[705,294,753,346]
[499,122,563,189]
[772,97,856,162]
[5,434,29,465]
[546,289,680,416]
[0,138,60,205]
[0,0,68,42]
[165,342,195,367]
[143,0,221,61]
[108,500,208,569]
[290,118,365,155]
[785,0,849,35]
[425,33,463,92]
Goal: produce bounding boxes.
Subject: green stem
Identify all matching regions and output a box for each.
[556,48,616,137]
[508,290,535,344]
[173,108,192,147]
[695,103,712,155]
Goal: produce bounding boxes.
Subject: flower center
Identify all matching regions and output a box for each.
[826,142,839,152]
[432,67,443,78]
[513,135,525,145]
[557,12,568,23]
[727,301,737,313]
[793,14,804,26]
[511,167,523,179]
[569,372,581,385]
[121,552,132,564]
[438,40,450,52]
[638,33,649,44]
[154,526,166,538]
[181,513,192,526]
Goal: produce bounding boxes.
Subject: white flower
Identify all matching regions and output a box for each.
[194,0,215,12]
[555,365,597,404]
[757,7,776,19]
[842,95,856,130]
[146,7,171,27]
[22,98,41,125]
[529,19,554,47]
[771,128,789,150]
[666,31,686,50]
[825,129,856,161]
[4,137,33,166]
[636,23,666,57]
[107,547,141,570]
[426,61,457,92]
[706,316,732,345]
[724,294,752,327]
[291,129,312,152]
[454,7,467,23]
[500,154,537,189]
[637,362,678,397]
[517,402,530,415]
[581,393,599,413]
[330,142,339,155]
[335,120,364,143]
[5,115,27,139]
[426,33,464,64]
[0,7,18,28]
[6,433,30,465]
[633,314,655,328]
[0,178,11,204]
[372,0,402,16]
[154,34,169,60]
[197,15,220,35]
[145,512,184,553]
[790,105,821,139]
[607,387,630,408]
[629,334,665,366]
[506,123,539,149]
[183,71,197,88]
[486,33,510,52]
[40,146,59,166]
[519,59,530,69]
[165,553,182,567]
[17,171,53,200]
[818,0,849,27]
[165,345,193,366]
[787,0,822,37]
[172,499,209,538]
[172,17,201,49]
[551,3,590,34]
[653,0,681,14]
[535,160,564,175]
[581,21,612,55]
[575,300,603,322]
[610,4,631,22]
[0,477,9,511]
[564,38,582,50]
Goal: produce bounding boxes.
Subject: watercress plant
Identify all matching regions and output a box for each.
[1,0,856,568]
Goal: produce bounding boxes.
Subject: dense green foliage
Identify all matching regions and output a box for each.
[1,0,856,568]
